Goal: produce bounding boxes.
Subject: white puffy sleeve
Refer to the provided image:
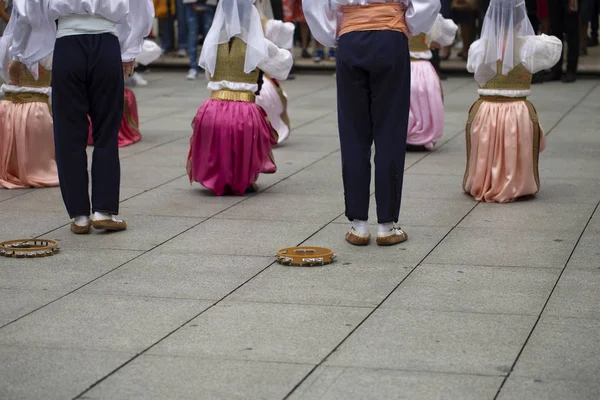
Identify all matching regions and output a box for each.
[264,20,295,50]
[405,0,441,36]
[520,34,563,74]
[302,0,338,48]
[8,0,56,79]
[257,39,293,80]
[425,14,457,47]
[466,38,485,73]
[116,0,155,62]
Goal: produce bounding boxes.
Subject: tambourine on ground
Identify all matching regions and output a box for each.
[275,246,336,267]
[0,239,59,258]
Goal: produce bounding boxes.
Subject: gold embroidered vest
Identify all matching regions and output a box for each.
[210,37,260,85]
[3,63,52,104]
[478,61,532,91]
[408,33,429,53]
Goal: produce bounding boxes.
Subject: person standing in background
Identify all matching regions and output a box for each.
[155,0,176,54]
[182,0,200,79]
[547,0,579,82]
[0,0,10,36]
[283,0,311,58]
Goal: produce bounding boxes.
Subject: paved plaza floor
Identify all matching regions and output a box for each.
[1,72,599,400]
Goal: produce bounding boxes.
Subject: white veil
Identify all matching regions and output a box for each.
[199,0,268,77]
[474,0,535,85]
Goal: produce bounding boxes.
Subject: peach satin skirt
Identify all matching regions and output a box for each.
[0,98,59,189]
[463,97,546,203]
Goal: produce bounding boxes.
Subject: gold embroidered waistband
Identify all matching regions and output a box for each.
[210,90,255,103]
[479,95,527,102]
[3,92,50,104]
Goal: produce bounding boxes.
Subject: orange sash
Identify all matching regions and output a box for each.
[339,3,408,37]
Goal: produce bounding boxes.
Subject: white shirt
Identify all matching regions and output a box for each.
[9,0,154,74]
[302,0,441,48]
[410,14,457,60]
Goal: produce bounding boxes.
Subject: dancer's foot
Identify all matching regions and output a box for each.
[376,225,408,246]
[71,216,91,234]
[92,212,127,231]
[345,220,370,246]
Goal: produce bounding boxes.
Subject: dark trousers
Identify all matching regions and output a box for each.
[271,0,284,21]
[336,31,410,224]
[592,0,599,39]
[548,0,579,73]
[52,34,124,218]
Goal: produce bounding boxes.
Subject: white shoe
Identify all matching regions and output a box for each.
[128,72,148,87]
[177,48,187,57]
[186,68,198,80]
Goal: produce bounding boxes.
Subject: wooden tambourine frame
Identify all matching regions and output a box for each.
[276,246,336,267]
[0,239,59,258]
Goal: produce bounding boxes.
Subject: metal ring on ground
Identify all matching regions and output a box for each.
[0,239,59,258]
[275,246,336,267]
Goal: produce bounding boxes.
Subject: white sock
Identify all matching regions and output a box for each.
[73,215,90,226]
[93,212,123,222]
[352,220,369,234]
[378,222,393,233]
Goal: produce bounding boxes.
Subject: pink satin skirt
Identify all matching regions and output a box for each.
[88,88,141,148]
[407,60,444,150]
[0,98,59,189]
[187,99,277,196]
[463,97,546,203]
[256,76,290,144]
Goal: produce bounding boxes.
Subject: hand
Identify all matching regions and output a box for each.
[8,61,22,85]
[122,60,135,79]
[429,41,441,50]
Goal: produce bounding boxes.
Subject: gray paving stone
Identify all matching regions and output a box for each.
[498,378,600,400]
[288,366,503,400]
[0,346,134,400]
[0,289,62,326]
[0,249,142,291]
[48,215,204,251]
[159,218,323,257]
[512,316,600,382]
[0,187,66,212]
[0,293,211,352]
[226,260,413,307]
[0,210,68,238]
[534,178,600,204]
[81,252,270,300]
[218,193,344,222]
[303,223,450,264]
[120,164,185,190]
[405,153,467,176]
[402,173,475,201]
[458,202,596,232]
[149,302,370,364]
[119,185,243,217]
[382,264,559,315]
[325,308,535,376]
[425,227,577,268]
[544,269,600,320]
[84,355,312,400]
[564,232,600,270]
[0,188,31,203]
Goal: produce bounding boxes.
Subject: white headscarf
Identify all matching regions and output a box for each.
[474,0,535,85]
[199,0,268,77]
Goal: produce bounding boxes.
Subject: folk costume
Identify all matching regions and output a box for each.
[186,0,293,196]
[256,0,294,144]
[0,12,58,189]
[87,39,161,148]
[464,0,562,202]
[8,0,154,233]
[407,15,457,151]
[303,0,440,246]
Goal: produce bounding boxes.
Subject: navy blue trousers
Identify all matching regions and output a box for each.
[336,30,411,224]
[52,34,124,218]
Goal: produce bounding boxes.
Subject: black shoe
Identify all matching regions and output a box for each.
[589,37,599,47]
[546,71,562,82]
[301,49,311,58]
[531,72,545,84]
[438,71,448,80]
[562,71,576,83]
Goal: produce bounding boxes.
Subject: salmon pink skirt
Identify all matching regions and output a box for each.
[463,97,546,203]
[88,88,141,148]
[0,97,59,189]
[187,99,277,196]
